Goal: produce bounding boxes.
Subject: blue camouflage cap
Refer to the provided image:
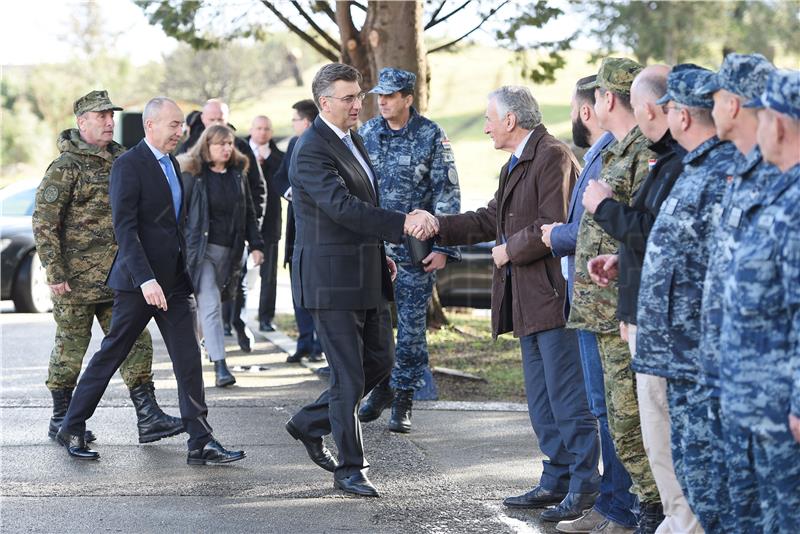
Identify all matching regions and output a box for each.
[744,69,800,119]
[655,64,715,108]
[695,53,775,100]
[369,67,416,95]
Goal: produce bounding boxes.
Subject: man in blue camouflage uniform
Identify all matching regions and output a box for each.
[357,68,461,432]
[717,68,800,534]
[689,53,781,533]
[633,65,741,534]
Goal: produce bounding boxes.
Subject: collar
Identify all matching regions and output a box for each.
[683,135,723,166]
[648,130,677,156]
[144,138,168,161]
[248,138,260,153]
[584,131,615,164]
[607,125,645,156]
[380,107,418,135]
[319,114,350,140]
[513,130,534,159]
[735,145,765,176]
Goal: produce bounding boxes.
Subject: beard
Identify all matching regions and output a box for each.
[572,117,592,149]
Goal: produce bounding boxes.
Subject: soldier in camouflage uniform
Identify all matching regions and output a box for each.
[567,58,664,533]
[357,68,461,433]
[633,66,741,533]
[691,54,781,533]
[717,68,800,534]
[32,90,184,445]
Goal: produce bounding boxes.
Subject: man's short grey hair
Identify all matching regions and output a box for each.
[489,86,542,130]
[142,96,178,125]
[311,63,362,109]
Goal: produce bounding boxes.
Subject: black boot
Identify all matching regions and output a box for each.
[129,382,185,443]
[634,501,664,534]
[358,379,394,422]
[48,389,96,443]
[214,359,236,387]
[387,389,413,433]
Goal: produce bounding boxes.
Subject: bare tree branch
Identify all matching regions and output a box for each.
[260,0,339,61]
[313,1,337,24]
[426,0,472,30]
[351,1,367,12]
[428,1,509,54]
[291,0,340,50]
[425,0,448,29]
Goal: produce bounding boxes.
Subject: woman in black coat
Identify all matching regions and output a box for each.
[178,125,264,387]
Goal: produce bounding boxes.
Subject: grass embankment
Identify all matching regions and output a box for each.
[273,310,524,403]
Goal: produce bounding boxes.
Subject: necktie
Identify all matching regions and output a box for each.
[342,134,355,151]
[508,154,519,172]
[159,155,182,223]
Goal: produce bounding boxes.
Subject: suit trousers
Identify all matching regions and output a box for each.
[520,327,600,494]
[258,241,279,324]
[61,273,213,451]
[290,300,395,477]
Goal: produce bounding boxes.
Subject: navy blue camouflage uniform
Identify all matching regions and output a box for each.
[359,72,461,392]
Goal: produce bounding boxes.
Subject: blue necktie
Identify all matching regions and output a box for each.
[159,155,181,223]
[508,154,519,172]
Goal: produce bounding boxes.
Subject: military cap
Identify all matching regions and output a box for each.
[368,67,416,95]
[577,57,644,95]
[744,69,800,119]
[655,64,715,109]
[73,90,123,116]
[694,53,774,100]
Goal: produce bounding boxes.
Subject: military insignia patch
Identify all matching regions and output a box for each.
[43,185,59,203]
[448,167,459,185]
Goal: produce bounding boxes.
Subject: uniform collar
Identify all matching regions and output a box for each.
[682,135,724,165]
[607,125,646,156]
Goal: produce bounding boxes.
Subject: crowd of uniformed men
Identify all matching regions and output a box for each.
[32,49,798,534]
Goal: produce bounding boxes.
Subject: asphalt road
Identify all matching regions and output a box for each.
[0,310,561,533]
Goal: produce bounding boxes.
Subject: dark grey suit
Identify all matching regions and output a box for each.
[288,116,405,477]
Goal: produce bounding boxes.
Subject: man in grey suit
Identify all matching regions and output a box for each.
[284,63,436,497]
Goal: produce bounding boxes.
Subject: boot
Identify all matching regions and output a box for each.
[48,389,96,443]
[634,501,664,534]
[358,379,394,422]
[214,359,236,387]
[129,382,185,444]
[387,389,414,433]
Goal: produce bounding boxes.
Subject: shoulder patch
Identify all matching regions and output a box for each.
[448,167,459,185]
[43,185,60,203]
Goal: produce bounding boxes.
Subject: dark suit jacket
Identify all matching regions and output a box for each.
[289,116,406,310]
[245,136,284,242]
[107,139,191,293]
[274,136,297,266]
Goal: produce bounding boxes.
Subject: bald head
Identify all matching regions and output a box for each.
[630,65,671,142]
[201,99,229,128]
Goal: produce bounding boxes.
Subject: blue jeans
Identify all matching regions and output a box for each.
[577,329,638,528]
[520,327,600,494]
[289,265,322,355]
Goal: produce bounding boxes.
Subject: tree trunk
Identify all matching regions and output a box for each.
[427,285,449,330]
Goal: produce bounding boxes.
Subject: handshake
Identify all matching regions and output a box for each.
[404,209,439,240]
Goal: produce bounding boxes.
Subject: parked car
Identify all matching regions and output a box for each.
[1,179,52,313]
[435,241,494,309]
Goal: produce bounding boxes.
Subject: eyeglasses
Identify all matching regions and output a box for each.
[323,92,367,105]
[662,104,682,114]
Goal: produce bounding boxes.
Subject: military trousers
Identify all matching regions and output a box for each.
[46,300,153,391]
[667,379,730,533]
[595,332,660,504]
[722,410,800,534]
[389,263,435,391]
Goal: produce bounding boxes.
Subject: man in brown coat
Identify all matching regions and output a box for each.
[434,86,600,522]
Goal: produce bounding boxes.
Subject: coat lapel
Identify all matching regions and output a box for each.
[314,118,377,205]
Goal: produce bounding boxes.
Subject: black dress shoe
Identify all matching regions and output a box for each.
[187,438,246,465]
[223,325,232,337]
[308,352,325,363]
[285,419,338,472]
[286,351,308,363]
[315,366,331,378]
[214,360,236,387]
[503,485,568,509]
[334,472,379,497]
[56,430,99,460]
[234,324,252,353]
[259,321,276,332]
[540,491,599,522]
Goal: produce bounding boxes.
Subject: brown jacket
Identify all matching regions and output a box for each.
[437,125,579,338]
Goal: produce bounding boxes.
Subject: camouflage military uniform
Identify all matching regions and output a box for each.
[718,69,800,534]
[33,128,153,391]
[360,106,460,391]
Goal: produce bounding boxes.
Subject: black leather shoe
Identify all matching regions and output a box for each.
[285,419,338,472]
[503,485,568,509]
[214,360,236,387]
[223,325,232,337]
[308,352,325,363]
[48,389,97,443]
[387,389,413,433]
[540,491,599,522]
[187,438,246,465]
[358,379,394,423]
[234,324,252,353]
[56,430,99,460]
[259,321,276,332]
[129,381,185,443]
[286,351,308,363]
[315,366,331,378]
[334,472,379,497]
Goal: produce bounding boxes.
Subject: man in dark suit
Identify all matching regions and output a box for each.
[56,97,245,466]
[284,64,436,497]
